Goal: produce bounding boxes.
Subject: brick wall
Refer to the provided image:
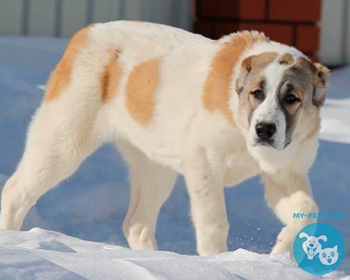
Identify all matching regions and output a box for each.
[194,0,321,61]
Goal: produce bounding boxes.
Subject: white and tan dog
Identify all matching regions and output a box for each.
[0,21,329,257]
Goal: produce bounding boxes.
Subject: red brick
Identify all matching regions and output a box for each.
[268,0,321,22]
[213,22,238,39]
[306,54,319,62]
[239,0,266,20]
[214,22,294,45]
[193,20,214,38]
[241,23,294,45]
[198,0,265,20]
[295,25,320,52]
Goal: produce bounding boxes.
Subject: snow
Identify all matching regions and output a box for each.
[0,36,349,279]
[0,229,318,280]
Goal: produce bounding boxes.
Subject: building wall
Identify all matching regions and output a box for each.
[320,0,350,66]
[0,0,191,37]
[0,0,348,65]
[194,0,321,62]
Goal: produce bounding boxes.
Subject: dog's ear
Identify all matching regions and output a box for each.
[318,235,327,242]
[312,62,329,107]
[236,56,254,94]
[333,245,338,252]
[241,55,254,72]
[299,232,309,239]
[236,52,278,94]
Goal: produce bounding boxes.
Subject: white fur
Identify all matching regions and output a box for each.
[0,21,321,258]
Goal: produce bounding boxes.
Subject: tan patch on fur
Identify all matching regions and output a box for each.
[245,52,278,70]
[306,117,321,140]
[278,53,294,65]
[286,100,301,115]
[248,80,265,108]
[203,31,267,126]
[100,49,122,102]
[126,58,161,125]
[313,62,330,85]
[45,24,94,101]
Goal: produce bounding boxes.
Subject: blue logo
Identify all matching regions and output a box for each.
[293,223,345,275]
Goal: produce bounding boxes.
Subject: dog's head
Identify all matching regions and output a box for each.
[235,51,329,151]
[299,232,327,257]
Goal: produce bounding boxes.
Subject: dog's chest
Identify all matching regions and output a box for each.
[224,148,260,187]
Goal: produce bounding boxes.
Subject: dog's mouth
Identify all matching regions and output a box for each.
[251,137,292,151]
[255,139,274,148]
[307,246,317,255]
[252,139,283,151]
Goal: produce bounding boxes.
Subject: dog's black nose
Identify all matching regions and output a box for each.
[309,243,314,247]
[255,122,277,140]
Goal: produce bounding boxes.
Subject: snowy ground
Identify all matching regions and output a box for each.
[0,36,349,279]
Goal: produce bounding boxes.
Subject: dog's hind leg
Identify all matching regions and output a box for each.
[262,172,318,257]
[117,141,177,250]
[0,98,102,230]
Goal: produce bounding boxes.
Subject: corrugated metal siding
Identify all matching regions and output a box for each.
[345,0,350,63]
[0,0,192,38]
[0,0,24,35]
[320,0,350,65]
[28,0,56,36]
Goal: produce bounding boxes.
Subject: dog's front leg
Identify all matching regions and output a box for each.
[262,172,318,258]
[183,147,229,256]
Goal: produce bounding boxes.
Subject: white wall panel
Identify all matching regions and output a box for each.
[0,0,23,35]
[346,0,350,63]
[61,0,88,37]
[28,0,56,36]
[92,0,122,23]
[0,0,192,39]
[320,0,348,65]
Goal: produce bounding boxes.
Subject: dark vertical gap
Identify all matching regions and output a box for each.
[120,0,126,20]
[211,20,216,39]
[265,0,270,20]
[291,24,297,47]
[171,0,181,27]
[342,0,349,63]
[184,0,192,30]
[22,0,31,35]
[141,0,146,21]
[151,0,157,23]
[87,0,94,24]
[54,0,62,37]
[195,0,200,19]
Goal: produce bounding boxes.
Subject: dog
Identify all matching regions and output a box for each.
[299,232,327,259]
[0,21,329,257]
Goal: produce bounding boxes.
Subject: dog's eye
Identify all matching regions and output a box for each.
[284,94,299,105]
[251,89,264,100]
[331,252,335,257]
[323,253,326,258]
